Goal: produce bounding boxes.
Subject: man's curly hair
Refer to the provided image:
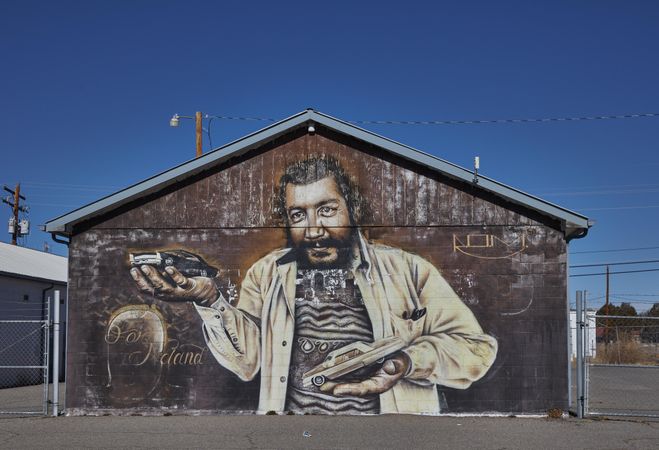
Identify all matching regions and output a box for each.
[276,156,364,226]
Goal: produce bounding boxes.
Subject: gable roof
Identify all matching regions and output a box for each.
[45,109,591,240]
[0,242,67,284]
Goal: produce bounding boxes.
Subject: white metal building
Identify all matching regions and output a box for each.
[0,242,67,387]
[569,310,597,358]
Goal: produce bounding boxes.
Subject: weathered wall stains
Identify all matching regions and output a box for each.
[66,126,567,415]
[92,129,550,232]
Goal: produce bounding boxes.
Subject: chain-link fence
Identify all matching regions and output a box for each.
[571,293,659,418]
[0,319,49,415]
[586,315,659,417]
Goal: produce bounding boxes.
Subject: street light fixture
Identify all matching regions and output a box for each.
[168,111,205,157]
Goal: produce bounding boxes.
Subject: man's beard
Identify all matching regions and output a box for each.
[292,233,357,270]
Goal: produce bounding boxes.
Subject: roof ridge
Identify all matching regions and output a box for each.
[45,109,590,239]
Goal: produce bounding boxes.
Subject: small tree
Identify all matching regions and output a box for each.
[618,302,638,317]
[596,302,637,342]
[645,302,659,317]
[640,303,659,343]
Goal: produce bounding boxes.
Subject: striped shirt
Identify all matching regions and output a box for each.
[285,269,379,414]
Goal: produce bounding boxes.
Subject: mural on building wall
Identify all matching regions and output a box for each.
[121,157,498,415]
[66,130,568,415]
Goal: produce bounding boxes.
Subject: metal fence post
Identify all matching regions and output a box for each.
[42,295,51,416]
[583,291,589,416]
[567,311,572,409]
[52,290,60,417]
[575,290,584,418]
[566,249,572,411]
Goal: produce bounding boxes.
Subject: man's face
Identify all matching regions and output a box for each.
[285,176,353,268]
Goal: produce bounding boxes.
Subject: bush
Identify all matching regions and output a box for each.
[547,408,563,419]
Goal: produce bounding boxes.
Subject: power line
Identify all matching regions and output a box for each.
[610,296,659,304]
[608,293,659,297]
[29,202,81,208]
[610,294,659,299]
[571,245,659,255]
[204,112,659,126]
[570,267,659,278]
[208,115,276,122]
[21,181,121,190]
[578,205,659,211]
[570,259,659,269]
[578,292,659,297]
[539,187,659,197]
[349,112,659,126]
[570,299,658,306]
[532,182,659,192]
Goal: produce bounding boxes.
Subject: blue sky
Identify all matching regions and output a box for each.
[1,1,658,311]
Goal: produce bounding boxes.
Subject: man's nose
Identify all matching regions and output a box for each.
[305,213,326,239]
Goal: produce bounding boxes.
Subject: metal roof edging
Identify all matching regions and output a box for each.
[44,110,313,233]
[307,110,589,230]
[46,108,589,235]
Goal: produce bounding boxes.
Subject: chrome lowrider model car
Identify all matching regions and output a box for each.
[302,336,406,388]
[129,250,218,279]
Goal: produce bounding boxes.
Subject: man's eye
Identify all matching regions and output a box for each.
[318,206,337,217]
[290,211,305,223]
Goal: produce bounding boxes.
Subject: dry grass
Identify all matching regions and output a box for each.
[592,334,656,365]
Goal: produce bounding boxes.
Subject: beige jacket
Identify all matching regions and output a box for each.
[194,235,497,414]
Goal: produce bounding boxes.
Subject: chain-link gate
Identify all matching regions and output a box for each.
[586,315,659,417]
[573,291,659,418]
[0,302,50,415]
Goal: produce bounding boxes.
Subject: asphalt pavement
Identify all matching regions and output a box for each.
[2,377,659,449]
[0,414,658,449]
[588,365,659,416]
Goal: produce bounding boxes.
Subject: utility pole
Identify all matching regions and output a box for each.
[605,265,610,343]
[169,111,207,158]
[3,183,28,245]
[11,184,20,245]
[195,111,203,158]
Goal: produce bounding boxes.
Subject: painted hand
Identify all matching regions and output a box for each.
[320,352,411,397]
[129,265,217,305]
